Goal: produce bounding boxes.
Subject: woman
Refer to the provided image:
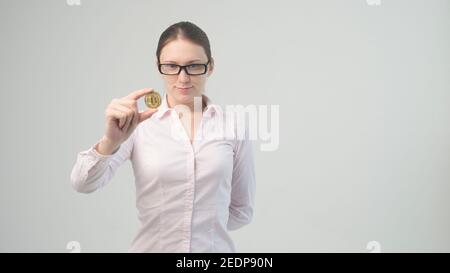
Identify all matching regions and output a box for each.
[70,21,256,253]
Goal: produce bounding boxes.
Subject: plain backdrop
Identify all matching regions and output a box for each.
[0,0,449,252]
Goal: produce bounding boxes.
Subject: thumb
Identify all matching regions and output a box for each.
[138,108,158,123]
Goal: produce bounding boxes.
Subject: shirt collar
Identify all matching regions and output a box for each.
[154,93,221,120]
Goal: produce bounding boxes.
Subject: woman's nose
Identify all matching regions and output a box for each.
[178,68,191,82]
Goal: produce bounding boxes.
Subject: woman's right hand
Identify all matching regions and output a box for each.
[97,88,158,155]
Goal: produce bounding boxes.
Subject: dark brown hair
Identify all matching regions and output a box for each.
[156,21,212,63]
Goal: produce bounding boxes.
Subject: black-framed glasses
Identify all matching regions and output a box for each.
[158,60,210,75]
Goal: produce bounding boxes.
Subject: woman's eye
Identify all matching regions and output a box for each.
[168,64,178,69]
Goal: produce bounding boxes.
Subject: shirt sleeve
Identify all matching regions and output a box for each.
[70,132,136,193]
[227,129,256,231]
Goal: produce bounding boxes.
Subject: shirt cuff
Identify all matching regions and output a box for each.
[78,140,118,171]
[89,139,121,158]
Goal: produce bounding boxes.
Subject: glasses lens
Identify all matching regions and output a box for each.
[186,64,206,75]
[160,64,180,75]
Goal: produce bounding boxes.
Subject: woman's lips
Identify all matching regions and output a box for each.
[176,87,192,94]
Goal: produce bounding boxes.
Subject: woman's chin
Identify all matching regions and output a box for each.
[171,93,192,104]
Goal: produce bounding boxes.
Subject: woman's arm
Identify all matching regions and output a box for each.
[227,135,256,231]
[70,132,135,193]
[70,88,156,194]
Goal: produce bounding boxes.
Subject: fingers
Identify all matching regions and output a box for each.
[109,97,137,124]
[122,110,135,133]
[106,108,127,127]
[125,88,154,101]
[110,104,126,129]
[111,103,134,130]
[107,88,157,131]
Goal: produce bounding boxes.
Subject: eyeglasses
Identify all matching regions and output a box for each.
[158,60,210,75]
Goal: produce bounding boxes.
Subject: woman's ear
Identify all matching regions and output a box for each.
[207,57,214,76]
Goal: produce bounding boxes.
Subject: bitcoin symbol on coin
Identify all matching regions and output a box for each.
[144,91,161,109]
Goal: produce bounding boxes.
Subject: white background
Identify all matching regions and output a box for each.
[0,0,449,252]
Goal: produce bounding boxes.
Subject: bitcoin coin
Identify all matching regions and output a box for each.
[144,91,161,109]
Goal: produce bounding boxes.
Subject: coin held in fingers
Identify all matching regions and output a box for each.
[144,90,161,109]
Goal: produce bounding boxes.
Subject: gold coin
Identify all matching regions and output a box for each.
[144,91,161,109]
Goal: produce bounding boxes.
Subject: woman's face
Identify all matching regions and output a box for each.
[158,38,214,107]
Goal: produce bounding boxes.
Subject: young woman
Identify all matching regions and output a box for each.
[70,21,256,253]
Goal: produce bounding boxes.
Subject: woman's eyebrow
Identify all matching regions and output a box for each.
[162,59,203,64]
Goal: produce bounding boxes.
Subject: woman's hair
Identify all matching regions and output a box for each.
[156,21,212,63]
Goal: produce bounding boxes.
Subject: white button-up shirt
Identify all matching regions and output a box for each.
[70,93,256,252]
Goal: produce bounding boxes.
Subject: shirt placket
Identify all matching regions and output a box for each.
[170,111,196,252]
[181,144,195,252]
[172,110,210,252]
